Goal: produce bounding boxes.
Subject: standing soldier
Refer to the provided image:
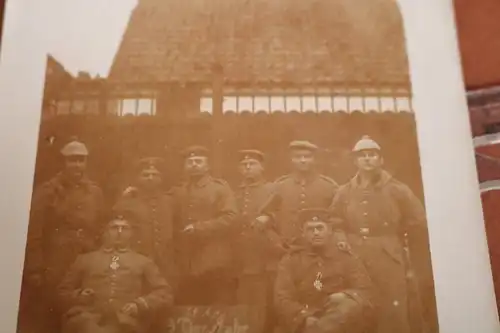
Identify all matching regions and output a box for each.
[255,141,338,248]
[20,137,104,332]
[274,208,375,333]
[235,150,283,333]
[328,135,428,333]
[172,146,238,305]
[57,216,172,333]
[112,157,176,288]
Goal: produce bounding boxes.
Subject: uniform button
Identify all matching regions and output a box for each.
[362,200,368,204]
[384,222,388,226]
[301,201,305,205]
[77,205,82,209]
[363,212,368,216]
[300,193,306,198]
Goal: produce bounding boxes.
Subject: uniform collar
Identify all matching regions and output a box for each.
[101,246,129,253]
[306,243,337,258]
[238,178,265,188]
[187,173,211,188]
[351,169,392,189]
[292,171,319,184]
[291,238,337,258]
[55,172,91,189]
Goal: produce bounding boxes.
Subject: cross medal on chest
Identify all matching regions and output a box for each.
[109,255,120,270]
[313,272,323,291]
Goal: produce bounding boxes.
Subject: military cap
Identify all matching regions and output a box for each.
[289,140,318,152]
[60,137,89,157]
[238,149,265,163]
[352,135,381,153]
[298,208,330,225]
[182,145,209,158]
[135,157,165,173]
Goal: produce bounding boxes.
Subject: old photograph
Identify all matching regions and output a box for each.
[16,0,438,333]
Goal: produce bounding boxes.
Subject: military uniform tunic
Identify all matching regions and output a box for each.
[24,173,104,289]
[274,244,375,333]
[171,174,238,305]
[57,248,172,333]
[235,179,283,333]
[113,189,176,284]
[259,173,338,245]
[328,170,427,333]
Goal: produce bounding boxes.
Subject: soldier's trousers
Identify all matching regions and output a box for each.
[302,299,372,333]
[62,312,134,333]
[237,272,276,333]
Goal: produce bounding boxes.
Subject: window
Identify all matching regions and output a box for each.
[117,98,157,116]
[348,96,364,112]
[238,96,253,112]
[317,96,332,111]
[254,96,270,112]
[380,97,396,112]
[199,89,412,114]
[364,97,380,112]
[200,97,212,113]
[222,96,238,112]
[395,97,411,112]
[333,96,348,112]
[285,96,301,112]
[270,96,286,112]
[302,96,316,112]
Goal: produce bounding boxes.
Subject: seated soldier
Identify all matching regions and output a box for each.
[274,208,376,333]
[57,216,173,333]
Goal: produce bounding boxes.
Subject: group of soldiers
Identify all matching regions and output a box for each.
[17,134,433,333]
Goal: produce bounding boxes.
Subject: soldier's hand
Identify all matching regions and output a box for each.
[80,288,95,298]
[251,215,270,231]
[121,302,139,316]
[325,292,349,308]
[337,241,351,252]
[182,224,195,234]
[305,316,319,328]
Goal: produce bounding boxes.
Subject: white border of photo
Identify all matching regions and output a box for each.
[0,0,499,332]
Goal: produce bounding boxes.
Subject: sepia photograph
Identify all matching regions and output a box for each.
[14,0,439,332]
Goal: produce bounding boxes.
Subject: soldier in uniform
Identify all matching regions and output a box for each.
[274,208,375,333]
[112,157,176,287]
[235,150,283,333]
[57,216,172,333]
[20,138,104,332]
[328,135,428,333]
[256,141,338,248]
[172,146,238,305]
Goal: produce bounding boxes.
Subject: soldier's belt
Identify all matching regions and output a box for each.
[347,226,398,237]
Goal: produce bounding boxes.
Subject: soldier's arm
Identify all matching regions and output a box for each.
[328,186,349,245]
[256,181,282,226]
[57,255,86,309]
[194,183,238,233]
[136,259,173,313]
[274,255,310,333]
[341,252,375,310]
[396,184,427,231]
